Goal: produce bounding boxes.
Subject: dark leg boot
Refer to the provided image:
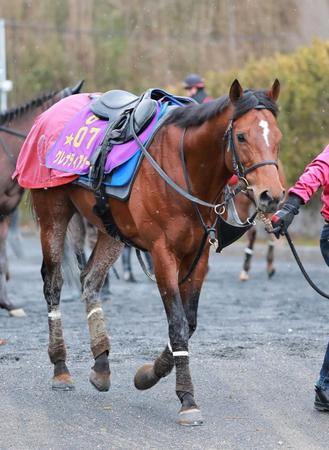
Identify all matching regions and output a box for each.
[315,385,329,411]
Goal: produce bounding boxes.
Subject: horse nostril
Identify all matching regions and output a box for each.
[259,190,274,205]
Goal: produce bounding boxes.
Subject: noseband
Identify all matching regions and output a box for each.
[224,118,278,179]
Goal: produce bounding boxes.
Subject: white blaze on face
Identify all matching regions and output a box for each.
[259,119,270,147]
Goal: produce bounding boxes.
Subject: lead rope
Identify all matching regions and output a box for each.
[284,231,329,300]
[261,214,329,300]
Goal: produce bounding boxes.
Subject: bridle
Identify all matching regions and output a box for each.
[224,115,278,179]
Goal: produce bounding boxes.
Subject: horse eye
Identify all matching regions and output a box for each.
[237,133,246,143]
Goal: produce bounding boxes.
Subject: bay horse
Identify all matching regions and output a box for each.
[230,160,287,281]
[24,80,284,425]
[0,80,84,316]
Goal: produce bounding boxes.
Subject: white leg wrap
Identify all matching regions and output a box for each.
[87,306,103,320]
[168,341,188,356]
[173,351,189,357]
[48,310,61,320]
[244,248,253,255]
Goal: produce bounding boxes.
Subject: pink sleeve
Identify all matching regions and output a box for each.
[289,157,329,203]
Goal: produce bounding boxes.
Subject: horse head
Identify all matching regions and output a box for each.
[225,79,284,213]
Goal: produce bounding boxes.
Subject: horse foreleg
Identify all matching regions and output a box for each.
[80,231,123,392]
[240,227,257,281]
[266,237,276,278]
[33,190,74,390]
[174,250,210,425]
[134,248,201,425]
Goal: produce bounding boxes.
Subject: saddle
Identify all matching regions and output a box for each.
[90,88,194,144]
[89,88,195,189]
[91,90,157,142]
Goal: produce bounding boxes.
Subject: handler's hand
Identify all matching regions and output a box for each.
[271,194,303,238]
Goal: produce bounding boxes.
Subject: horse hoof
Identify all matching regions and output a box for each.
[52,373,75,391]
[134,363,159,390]
[177,408,204,426]
[9,308,26,318]
[239,270,249,282]
[89,369,110,392]
[268,268,276,279]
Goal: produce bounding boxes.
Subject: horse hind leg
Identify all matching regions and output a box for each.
[80,231,123,392]
[33,189,74,390]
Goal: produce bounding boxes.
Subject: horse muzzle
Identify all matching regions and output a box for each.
[256,189,285,213]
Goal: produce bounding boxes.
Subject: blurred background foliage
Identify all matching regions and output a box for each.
[202,40,329,184]
[1,0,329,184]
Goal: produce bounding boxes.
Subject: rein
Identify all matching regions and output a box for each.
[284,231,329,300]
[0,126,27,139]
[0,127,27,167]
[262,214,329,300]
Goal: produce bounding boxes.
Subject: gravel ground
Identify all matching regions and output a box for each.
[1,233,329,450]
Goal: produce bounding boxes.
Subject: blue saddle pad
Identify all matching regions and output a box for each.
[105,150,141,187]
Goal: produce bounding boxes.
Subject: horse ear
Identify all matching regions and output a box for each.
[268,79,280,102]
[229,79,243,104]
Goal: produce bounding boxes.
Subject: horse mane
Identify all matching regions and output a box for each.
[164,89,279,128]
[0,89,58,125]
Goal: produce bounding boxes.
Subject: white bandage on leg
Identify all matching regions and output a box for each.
[87,306,103,320]
[48,310,61,320]
[244,248,253,255]
[172,351,189,357]
[167,341,188,356]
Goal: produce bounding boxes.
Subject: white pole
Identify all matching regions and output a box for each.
[0,18,12,113]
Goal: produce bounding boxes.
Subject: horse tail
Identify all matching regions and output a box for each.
[24,190,37,223]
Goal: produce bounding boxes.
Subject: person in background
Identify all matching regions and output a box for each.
[270,143,329,412]
[183,73,213,104]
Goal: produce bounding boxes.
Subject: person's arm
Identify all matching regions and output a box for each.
[271,157,329,237]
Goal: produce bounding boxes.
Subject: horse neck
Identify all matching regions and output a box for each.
[183,111,232,202]
[1,94,61,160]
[4,92,61,135]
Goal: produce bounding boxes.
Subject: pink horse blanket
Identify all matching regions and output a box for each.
[13,92,160,189]
[13,94,92,188]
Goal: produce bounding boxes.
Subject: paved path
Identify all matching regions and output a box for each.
[1,234,329,449]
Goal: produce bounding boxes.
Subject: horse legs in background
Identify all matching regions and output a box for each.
[61,212,87,298]
[239,228,276,281]
[122,244,154,281]
[85,221,111,300]
[0,216,26,317]
[266,235,276,278]
[144,251,154,275]
[122,244,136,282]
[134,247,208,425]
[64,213,111,301]
[80,231,123,391]
[239,227,257,281]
